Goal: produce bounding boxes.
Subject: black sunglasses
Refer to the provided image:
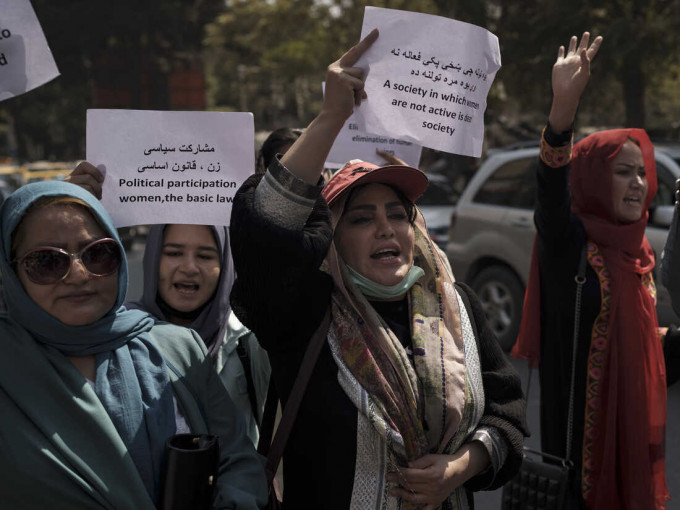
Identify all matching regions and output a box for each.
[14,237,122,285]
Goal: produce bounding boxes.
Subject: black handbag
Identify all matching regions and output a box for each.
[501,445,571,510]
[501,246,587,510]
[159,433,220,510]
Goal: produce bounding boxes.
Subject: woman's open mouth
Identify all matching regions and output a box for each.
[370,248,403,264]
[173,282,199,294]
[371,248,400,260]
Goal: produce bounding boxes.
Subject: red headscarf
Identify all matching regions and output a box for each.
[513,129,669,509]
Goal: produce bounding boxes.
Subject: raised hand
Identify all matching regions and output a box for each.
[322,28,379,121]
[548,32,603,132]
[282,29,378,184]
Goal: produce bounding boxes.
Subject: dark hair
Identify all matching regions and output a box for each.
[257,127,303,174]
[342,183,417,225]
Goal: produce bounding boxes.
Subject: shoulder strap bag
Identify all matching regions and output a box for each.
[501,245,587,510]
[257,308,332,510]
[236,336,261,427]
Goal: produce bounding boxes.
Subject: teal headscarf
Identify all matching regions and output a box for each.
[1,180,150,351]
[0,180,175,502]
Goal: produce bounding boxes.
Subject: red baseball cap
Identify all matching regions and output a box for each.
[322,160,429,207]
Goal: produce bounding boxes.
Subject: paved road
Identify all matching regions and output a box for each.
[475,356,680,509]
[125,238,145,303]
[124,240,680,508]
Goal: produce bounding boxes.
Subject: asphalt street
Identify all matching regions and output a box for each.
[125,241,680,509]
[475,358,680,509]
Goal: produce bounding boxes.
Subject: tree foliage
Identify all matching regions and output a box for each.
[1,0,222,161]
[1,0,679,161]
[495,0,680,131]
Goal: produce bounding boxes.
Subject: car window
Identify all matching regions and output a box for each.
[417,175,459,206]
[473,156,536,210]
[654,160,675,207]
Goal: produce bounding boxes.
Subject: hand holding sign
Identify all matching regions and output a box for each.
[322,28,379,120]
[323,80,423,169]
[376,150,407,166]
[283,29,379,184]
[64,162,105,200]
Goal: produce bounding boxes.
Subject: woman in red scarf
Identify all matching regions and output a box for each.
[513,33,670,509]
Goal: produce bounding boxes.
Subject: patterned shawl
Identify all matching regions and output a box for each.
[325,191,473,508]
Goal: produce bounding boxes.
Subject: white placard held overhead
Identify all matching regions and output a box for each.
[326,120,423,169]
[325,99,422,169]
[0,0,59,101]
[87,109,254,228]
[353,7,500,157]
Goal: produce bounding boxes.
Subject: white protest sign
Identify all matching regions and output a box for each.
[0,0,59,101]
[353,7,500,157]
[87,109,254,228]
[324,83,423,169]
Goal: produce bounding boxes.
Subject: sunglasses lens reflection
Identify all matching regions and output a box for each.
[23,250,71,284]
[82,240,121,276]
[22,240,121,285]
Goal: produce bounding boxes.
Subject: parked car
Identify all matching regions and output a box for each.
[652,140,680,167]
[0,175,18,205]
[446,145,680,350]
[0,182,10,204]
[118,225,150,252]
[417,173,460,249]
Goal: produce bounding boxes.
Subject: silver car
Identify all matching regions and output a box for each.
[417,173,460,250]
[446,145,680,350]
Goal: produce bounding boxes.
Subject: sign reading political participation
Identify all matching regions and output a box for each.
[0,0,59,101]
[87,109,254,228]
[323,82,422,169]
[353,7,500,157]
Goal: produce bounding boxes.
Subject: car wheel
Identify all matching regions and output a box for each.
[470,266,524,351]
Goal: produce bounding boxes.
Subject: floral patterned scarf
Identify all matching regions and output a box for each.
[324,193,469,470]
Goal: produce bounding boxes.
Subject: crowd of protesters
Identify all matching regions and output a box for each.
[0,22,678,510]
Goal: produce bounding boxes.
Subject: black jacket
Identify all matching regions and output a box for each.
[230,173,527,509]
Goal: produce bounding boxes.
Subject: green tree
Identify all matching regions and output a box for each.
[203,0,447,129]
[495,0,680,131]
[1,0,223,161]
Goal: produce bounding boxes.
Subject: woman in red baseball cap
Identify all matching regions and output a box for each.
[230,29,527,510]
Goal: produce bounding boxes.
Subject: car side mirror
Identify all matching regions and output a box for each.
[651,204,675,228]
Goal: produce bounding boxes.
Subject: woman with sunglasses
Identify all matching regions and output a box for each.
[0,180,266,509]
[230,30,527,509]
[66,160,272,447]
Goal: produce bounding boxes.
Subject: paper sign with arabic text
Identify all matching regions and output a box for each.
[87,109,254,227]
[353,7,500,157]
